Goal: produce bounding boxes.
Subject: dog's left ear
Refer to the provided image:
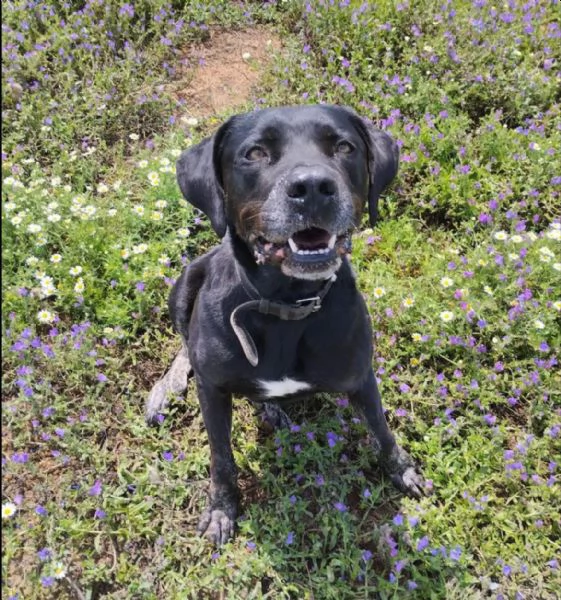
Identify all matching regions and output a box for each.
[176,118,234,238]
[352,115,399,225]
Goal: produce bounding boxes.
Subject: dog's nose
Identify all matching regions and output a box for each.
[286,167,337,204]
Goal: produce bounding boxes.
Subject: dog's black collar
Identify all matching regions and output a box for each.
[231,264,337,367]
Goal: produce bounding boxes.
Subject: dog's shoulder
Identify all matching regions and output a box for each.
[168,244,235,336]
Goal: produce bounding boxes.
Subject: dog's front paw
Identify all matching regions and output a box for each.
[383,445,426,499]
[197,506,237,546]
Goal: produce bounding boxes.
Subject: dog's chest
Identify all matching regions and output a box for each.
[256,377,312,398]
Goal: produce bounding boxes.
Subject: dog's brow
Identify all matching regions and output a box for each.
[313,122,340,141]
[259,124,282,140]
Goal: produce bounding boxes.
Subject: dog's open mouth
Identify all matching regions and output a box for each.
[252,227,351,278]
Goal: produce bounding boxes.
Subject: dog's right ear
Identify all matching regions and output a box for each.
[176,118,234,238]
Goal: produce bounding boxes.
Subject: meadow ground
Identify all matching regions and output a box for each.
[2,1,560,598]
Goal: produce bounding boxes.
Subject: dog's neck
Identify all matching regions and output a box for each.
[227,230,336,302]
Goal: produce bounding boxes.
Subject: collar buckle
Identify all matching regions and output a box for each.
[295,296,322,312]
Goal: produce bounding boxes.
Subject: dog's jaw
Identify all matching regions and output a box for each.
[248,230,353,280]
[280,255,342,280]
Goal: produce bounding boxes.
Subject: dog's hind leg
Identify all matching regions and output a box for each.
[145,342,192,425]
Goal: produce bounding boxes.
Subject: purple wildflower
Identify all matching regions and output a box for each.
[416,536,429,551]
[37,548,52,561]
[88,480,102,496]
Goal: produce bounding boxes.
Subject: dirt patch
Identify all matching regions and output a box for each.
[172,28,282,119]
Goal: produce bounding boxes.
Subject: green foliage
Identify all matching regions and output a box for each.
[2,1,560,599]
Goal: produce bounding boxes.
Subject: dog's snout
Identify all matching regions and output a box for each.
[286,167,337,203]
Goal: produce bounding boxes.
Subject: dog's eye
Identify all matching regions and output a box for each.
[245,146,268,161]
[336,141,354,155]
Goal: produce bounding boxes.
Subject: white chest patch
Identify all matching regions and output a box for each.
[257,377,312,398]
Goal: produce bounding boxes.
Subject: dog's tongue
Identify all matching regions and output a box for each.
[292,227,331,250]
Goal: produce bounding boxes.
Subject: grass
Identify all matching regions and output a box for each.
[2,1,560,598]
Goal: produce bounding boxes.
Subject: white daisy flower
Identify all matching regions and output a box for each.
[2,502,17,519]
[147,172,160,186]
[440,310,455,323]
[39,275,54,286]
[40,283,57,298]
[37,309,56,324]
[539,247,555,258]
[132,243,148,254]
[52,562,67,579]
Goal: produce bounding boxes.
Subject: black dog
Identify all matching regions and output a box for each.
[146,105,425,545]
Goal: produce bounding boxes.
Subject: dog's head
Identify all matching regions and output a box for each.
[177,105,398,280]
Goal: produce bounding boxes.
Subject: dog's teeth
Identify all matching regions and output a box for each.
[288,238,298,253]
[328,235,337,249]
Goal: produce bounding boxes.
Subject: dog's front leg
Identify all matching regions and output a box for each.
[349,369,425,498]
[196,376,239,545]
